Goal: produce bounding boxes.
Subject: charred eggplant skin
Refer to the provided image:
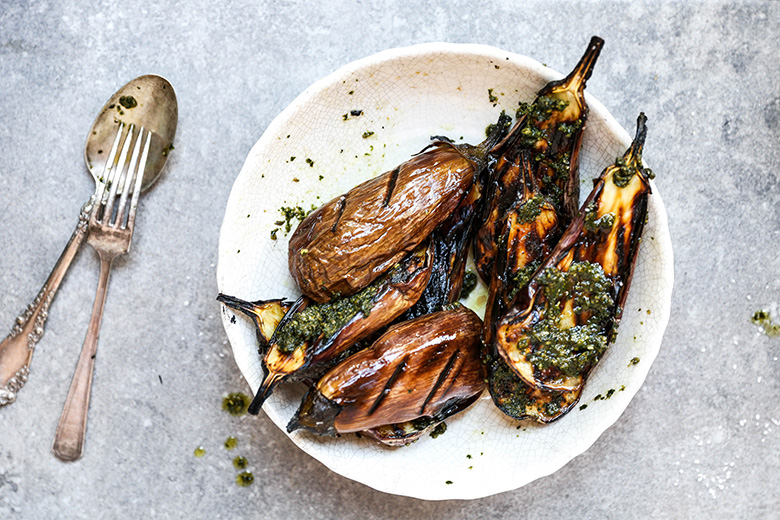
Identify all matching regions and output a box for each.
[289,140,491,303]
[247,243,433,414]
[403,117,511,320]
[287,305,485,436]
[474,36,604,284]
[495,113,653,394]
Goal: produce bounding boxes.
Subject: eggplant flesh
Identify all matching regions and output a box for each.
[248,242,433,414]
[287,305,485,435]
[289,136,497,303]
[495,114,653,394]
[474,36,604,284]
[216,296,291,354]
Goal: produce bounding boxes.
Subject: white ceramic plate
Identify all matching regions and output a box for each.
[217,43,673,500]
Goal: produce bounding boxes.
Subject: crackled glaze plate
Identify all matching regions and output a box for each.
[217,43,673,500]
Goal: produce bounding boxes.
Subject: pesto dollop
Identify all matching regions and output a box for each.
[459,270,478,300]
[526,261,615,376]
[273,284,379,354]
[515,194,545,224]
[222,393,250,416]
[584,202,616,232]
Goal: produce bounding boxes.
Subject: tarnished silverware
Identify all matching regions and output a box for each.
[0,74,177,406]
[52,123,151,462]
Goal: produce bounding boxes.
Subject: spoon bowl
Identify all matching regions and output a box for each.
[84,74,177,192]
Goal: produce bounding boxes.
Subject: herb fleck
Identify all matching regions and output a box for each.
[752,310,780,337]
[362,131,374,139]
[488,88,498,104]
[305,158,314,167]
[119,95,137,109]
[629,357,640,366]
[193,446,206,457]
[224,436,238,450]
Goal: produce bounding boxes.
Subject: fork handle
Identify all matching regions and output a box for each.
[0,198,93,406]
[52,254,113,462]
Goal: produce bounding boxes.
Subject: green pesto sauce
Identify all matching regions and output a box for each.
[515,194,545,224]
[507,262,539,302]
[488,88,498,103]
[118,95,137,109]
[488,358,564,419]
[752,310,780,338]
[278,205,315,234]
[233,456,248,469]
[193,446,206,457]
[548,152,571,180]
[222,393,250,416]
[459,270,478,299]
[224,436,238,450]
[274,284,380,354]
[526,262,615,376]
[430,422,447,439]
[612,156,654,187]
[584,202,616,232]
[557,119,582,137]
[236,471,254,487]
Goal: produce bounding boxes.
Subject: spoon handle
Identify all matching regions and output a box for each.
[0,197,93,406]
[52,254,113,462]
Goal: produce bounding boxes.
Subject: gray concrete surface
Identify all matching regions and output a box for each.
[1,1,778,518]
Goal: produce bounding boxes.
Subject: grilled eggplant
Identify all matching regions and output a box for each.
[248,242,433,413]
[289,132,502,304]
[287,304,485,436]
[474,36,604,283]
[216,296,291,354]
[495,114,653,394]
[482,152,562,347]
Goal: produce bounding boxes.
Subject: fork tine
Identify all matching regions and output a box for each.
[127,129,151,232]
[115,126,145,227]
[92,123,125,221]
[103,124,135,225]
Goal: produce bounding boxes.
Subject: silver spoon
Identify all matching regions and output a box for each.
[0,74,177,406]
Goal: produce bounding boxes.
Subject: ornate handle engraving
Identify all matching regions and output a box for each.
[0,198,93,405]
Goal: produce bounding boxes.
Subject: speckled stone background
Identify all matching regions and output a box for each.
[0,1,778,518]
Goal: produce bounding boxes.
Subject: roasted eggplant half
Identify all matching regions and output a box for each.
[494,114,653,394]
[248,242,433,413]
[289,131,503,303]
[475,36,604,283]
[287,304,485,436]
[216,296,291,354]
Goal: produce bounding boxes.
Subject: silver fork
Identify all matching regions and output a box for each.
[52,123,151,462]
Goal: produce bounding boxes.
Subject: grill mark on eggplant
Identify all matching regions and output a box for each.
[367,354,409,416]
[331,195,347,233]
[383,166,401,207]
[419,350,460,415]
